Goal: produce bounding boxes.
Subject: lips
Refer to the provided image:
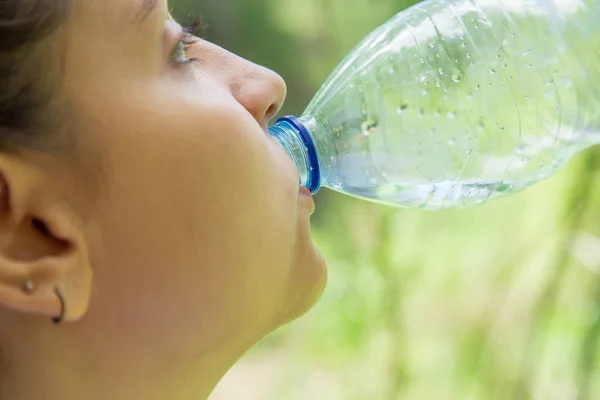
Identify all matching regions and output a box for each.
[299,186,313,198]
[298,185,316,215]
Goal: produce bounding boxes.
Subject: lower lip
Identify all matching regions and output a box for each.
[298,186,316,214]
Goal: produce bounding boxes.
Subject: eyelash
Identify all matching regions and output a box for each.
[172,16,208,65]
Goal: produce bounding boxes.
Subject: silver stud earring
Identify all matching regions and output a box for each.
[22,280,35,294]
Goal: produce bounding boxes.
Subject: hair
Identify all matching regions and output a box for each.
[0,0,71,153]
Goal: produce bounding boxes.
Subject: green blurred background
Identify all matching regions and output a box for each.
[171,1,600,399]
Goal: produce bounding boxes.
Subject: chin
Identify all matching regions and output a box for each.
[280,244,328,325]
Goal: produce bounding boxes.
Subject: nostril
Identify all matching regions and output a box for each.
[265,102,280,122]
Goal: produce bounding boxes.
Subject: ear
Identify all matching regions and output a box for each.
[0,155,93,323]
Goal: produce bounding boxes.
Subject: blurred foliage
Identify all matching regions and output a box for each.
[171,1,600,399]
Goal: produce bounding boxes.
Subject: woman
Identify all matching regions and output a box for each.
[0,0,327,399]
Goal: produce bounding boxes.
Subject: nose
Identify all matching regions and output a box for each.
[228,63,287,128]
[188,41,288,128]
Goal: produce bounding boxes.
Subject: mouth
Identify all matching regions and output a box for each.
[298,185,316,215]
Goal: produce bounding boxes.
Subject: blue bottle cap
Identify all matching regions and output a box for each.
[275,116,321,194]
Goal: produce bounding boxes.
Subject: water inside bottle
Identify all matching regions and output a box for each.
[335,179,535,209]
[307,0,600,209]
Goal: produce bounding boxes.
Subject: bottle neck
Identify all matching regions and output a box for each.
[268,116,322,194]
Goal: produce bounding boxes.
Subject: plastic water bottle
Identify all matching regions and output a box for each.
[268,0,600,209]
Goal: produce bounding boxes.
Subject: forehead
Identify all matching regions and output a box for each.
[63,0,169,83]
[72,0,165,26]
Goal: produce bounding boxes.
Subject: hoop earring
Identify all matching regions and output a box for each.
[52,287,66,325]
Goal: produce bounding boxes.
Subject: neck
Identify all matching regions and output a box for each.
[3,352,231,400]
[1,327,254,400]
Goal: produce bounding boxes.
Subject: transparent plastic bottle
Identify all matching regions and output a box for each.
[268,0,600,209]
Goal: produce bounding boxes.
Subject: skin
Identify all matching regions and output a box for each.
[0,1,327,399]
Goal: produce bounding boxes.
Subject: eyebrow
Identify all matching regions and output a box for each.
[138,0,159,23]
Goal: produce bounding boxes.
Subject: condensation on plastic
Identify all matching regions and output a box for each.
[270,0,600,209]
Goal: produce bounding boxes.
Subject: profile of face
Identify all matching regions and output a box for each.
[0,1,326,398]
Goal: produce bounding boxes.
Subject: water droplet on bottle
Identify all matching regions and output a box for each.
[438,68,444,75]
[397,104,408,114]
[513,147,523,155]
[461,42,466,48]
[421,90,428,97]
[502,64,507,69]
[521,157,529,165]
[511,32,516,38]
[435,111,441,118]
[476,84,480,90]
[490,69,496,74]
[499,125,505,131]
[420,58,425,64]
[501,84,506,90]
[436,53,441,58]
[546,79,554,86]
[448,139,456,146]
[418,110,424,119]
[466,52,471,59]
[447,112,457,120]
[467,93,473,100]
[474,23,479,29]
[466,148,473,155]
[428,40,436,48]
[451,72,462,82]
[527,63,532,68]
[523,48,532,55]
[510,76,514,80]
[388,67,396,75]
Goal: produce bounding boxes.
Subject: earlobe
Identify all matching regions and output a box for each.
[0,156,93,324]
[0,216,93,323]
[12,280,68,325]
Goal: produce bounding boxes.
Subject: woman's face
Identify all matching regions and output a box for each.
[49,0,326,367]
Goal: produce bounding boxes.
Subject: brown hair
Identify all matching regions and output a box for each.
[0,0,71,152]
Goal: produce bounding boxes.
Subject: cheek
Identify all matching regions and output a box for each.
[86,89,301,344]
